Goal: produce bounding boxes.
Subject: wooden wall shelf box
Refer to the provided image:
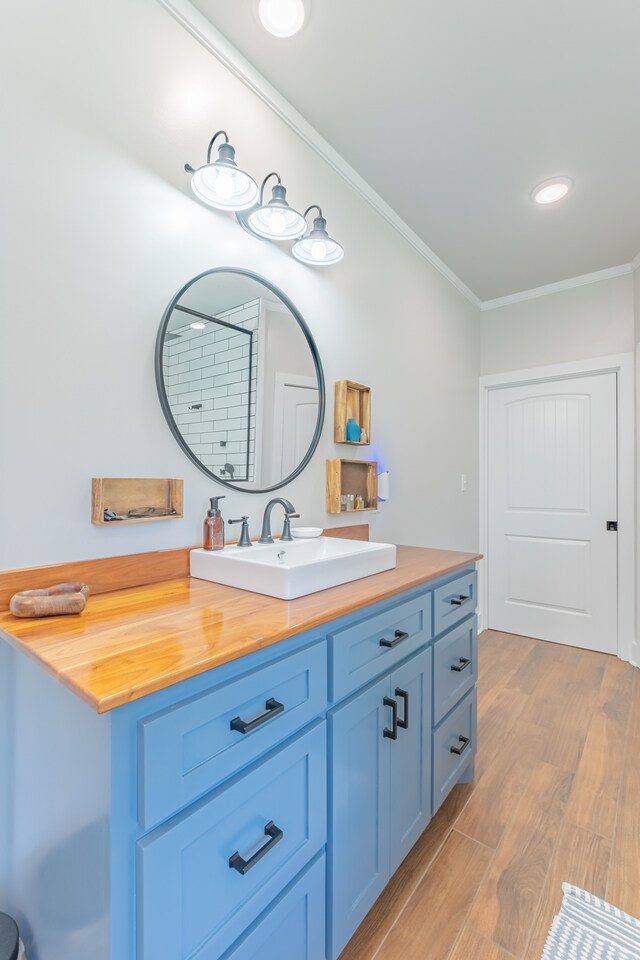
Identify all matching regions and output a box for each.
[326,459,378,514]
[334,381,371,444]
[91,478,183,526]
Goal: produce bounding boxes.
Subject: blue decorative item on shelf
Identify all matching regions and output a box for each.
[346,418,361,442]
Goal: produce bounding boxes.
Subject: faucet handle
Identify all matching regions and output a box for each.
[228,516,252,547]
[281,512,300,542]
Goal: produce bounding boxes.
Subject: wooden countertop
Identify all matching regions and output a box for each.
[0,546,480,714]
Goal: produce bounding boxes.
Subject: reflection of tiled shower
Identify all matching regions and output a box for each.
[163,299,259,481]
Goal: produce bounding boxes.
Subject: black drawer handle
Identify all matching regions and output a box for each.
[451,657,471,673]
[383,696,398,740]
[230,698,284,735]
[450,735,471,756]
[229,821,283,874]
[395,688,409,730]
[380,629,409,649]
[450,594,470,606]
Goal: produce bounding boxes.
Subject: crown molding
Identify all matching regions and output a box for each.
[156,0,482,310]
[480,261,637,312]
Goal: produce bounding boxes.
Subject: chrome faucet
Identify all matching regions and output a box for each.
[259,498,299,544]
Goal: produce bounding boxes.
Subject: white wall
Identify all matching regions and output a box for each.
[480,274,635,374]
[635,268,640,665]
[0,0,480,570]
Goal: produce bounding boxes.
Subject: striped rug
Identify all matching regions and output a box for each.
[542,884,640,959]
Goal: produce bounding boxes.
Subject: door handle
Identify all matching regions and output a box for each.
[383,696,398,739]
[230,698,284,734]
[380,629,409,648]
[450,735,471,756]
[395,688,409,730]
[229,821,283,874]
[450,595,470,606]
[451,657,471,673]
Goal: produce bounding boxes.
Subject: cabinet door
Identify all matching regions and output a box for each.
[223,855,326,960]
[328,675,391,960]
[389,649,432,874]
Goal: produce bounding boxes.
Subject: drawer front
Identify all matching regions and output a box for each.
[139,640,327,828]
[222,854,326,960]
[138,722,326,960]
[329,592,432,702]
[433,569,477,637]
[433,618,477,724]
[432,688,476,814]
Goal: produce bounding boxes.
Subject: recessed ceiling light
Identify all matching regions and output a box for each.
[257,0,306,37]
[190,321,206,330]
[532,177,573,205]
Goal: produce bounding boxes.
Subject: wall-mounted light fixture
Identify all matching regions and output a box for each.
[238,172,307,240]
[184,130,259,211]
[185,130,344,265]
[292,206,344,265]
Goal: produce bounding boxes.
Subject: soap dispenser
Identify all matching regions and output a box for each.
[203,496,225,551]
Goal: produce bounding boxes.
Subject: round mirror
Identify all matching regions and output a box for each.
[156,268,325,492]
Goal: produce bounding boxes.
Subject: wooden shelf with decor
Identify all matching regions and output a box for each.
[334,381,371,445]
[326,459,378,514]
[91,478,183,526]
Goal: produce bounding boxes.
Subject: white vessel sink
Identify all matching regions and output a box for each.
[190,537,397,600]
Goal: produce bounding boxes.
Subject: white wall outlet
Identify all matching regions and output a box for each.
[460,473,468,492]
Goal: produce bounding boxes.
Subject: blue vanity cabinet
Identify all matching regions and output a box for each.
[328,647,432,959]
[0,564,478,960]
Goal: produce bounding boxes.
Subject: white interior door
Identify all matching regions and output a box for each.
[487,373,617,653]
[271,374,319,480]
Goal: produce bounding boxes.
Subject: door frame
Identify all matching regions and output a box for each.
[479,352,637,665]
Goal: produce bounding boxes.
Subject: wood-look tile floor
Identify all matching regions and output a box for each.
[339,630,640,960]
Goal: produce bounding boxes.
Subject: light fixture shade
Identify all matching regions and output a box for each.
[293,214,344,265]
[188,141,259,211]
[246,182,306,240]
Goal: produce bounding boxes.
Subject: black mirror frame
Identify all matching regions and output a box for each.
[155,266,326,494]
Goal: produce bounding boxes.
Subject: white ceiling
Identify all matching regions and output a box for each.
[189,0,640,301]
